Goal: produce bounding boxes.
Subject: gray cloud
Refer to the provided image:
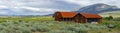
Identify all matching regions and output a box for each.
[0,0,80,15]
[0,0,119,15]
[62,0,120,7]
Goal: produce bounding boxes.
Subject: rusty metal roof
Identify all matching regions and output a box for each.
[59,12,77,18]
[54,11,102,18]
[81,13,102,18]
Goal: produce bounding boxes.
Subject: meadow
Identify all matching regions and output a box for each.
[0,16,119,33]
[99,11,120,18]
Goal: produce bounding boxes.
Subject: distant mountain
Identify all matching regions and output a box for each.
[40,3,120,16]
[43,14,53,16]
[76,3,120,14]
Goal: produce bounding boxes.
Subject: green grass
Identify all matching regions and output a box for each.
[99,11,120,18]
[0,16,54,22]
[0,16,119,33]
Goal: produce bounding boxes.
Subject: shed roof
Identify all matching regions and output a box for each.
[81,13,102,18]
[59,12,77,18]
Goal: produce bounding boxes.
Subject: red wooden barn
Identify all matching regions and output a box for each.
[53,12,77,21]
[75,13,102,23]
[53,12,102,23]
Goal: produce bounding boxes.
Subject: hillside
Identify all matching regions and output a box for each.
[77,3,120,14]
[46,3,120,16]
[99,11,120,18]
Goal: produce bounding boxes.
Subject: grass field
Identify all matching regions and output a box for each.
[0,16,54,22]
[0,16,120,33]
[99,11,120,18]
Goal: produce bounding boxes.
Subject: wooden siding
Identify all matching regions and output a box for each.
[74,13,102,23]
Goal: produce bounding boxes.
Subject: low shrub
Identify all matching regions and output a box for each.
[48,30,76,33]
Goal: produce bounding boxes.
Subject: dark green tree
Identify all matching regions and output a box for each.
[109,16,113,20]
[105,16,113,20]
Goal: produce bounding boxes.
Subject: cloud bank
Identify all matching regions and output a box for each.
[0,0,119,15]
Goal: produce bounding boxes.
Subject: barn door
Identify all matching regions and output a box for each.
[75,18,81,23]
[87,18,99,23]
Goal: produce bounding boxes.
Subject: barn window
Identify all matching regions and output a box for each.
[87,18,99,23]
[62,18,74,21]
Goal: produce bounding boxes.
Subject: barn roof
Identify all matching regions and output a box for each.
[81,13,102,18]
[59,12,77,18]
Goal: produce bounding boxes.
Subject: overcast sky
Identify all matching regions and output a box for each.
[0,0,119,15]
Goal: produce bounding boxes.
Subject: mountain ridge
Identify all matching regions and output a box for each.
[76,3,120,14]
